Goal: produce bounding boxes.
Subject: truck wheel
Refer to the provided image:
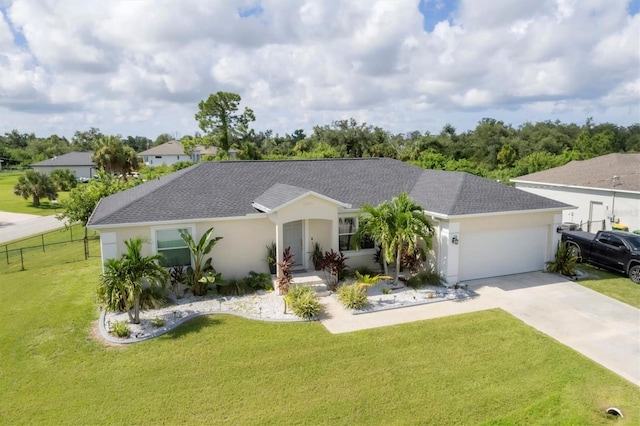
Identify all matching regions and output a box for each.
[629,265,640,284]
[567,243,582,262]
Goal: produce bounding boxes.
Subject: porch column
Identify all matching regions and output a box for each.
[275,222,284,276]
[331,218,340,252]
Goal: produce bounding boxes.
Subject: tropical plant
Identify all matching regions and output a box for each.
[309,242,323,270]
[546,241,578,277]
[354,271,391,294]
[109,321,130,338]
[387,193,434,284]
[353,202,393,276]
[97,237,169,324]
[92,135,139,177]
[169,265,186,299]
[400,246,427,274]
[150,317,165,328]
[13,170,58,207]
[276,247,295,295]
[244,271,273,291]
[337,284,368,310]
[265,242,277,274]
[179,227,223,296]
[285,286,321,320]
[319,249,348,291]
[50,169,78,191]
[407,270,441,289]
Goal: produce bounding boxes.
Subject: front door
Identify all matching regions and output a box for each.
[283,220,304,267]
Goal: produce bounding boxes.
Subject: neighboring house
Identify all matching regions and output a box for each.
[512,153,640,233]
[87,158,570,284]
[30,151,96,180]
[138,140,222,166]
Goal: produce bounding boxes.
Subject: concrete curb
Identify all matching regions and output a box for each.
[98,308,311,345]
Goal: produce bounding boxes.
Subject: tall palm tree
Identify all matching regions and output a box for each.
[92,135,140,177]
[353,201,394,276]
[97,237,168,324]
[387,192,434,284]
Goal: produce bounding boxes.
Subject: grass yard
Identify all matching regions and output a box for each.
[0,171,69,215]
[577,264,640,309]
[1,245,638,424]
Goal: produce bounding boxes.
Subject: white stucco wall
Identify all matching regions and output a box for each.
[32,165,95,179]
[437,211,562,284]
[515,183,640,233]
[142,155,187,167]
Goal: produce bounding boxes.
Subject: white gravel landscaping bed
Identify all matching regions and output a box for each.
[100,282,477,343]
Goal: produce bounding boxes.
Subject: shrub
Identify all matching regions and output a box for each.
[218,278,251,296]
[110,321,130,338]
[319,249,348,291]
[139,285,168,310]
[400,247,427,274]
[546,241,578,277]
[285,286,321,320]
[407,270,441,289]
[337,284,368,310]
[170,265,186,299]
[245,271,272,291]
[151,317,165,327]
[50,169,78,191]
[382,288,391,295]
[277,247,294,295]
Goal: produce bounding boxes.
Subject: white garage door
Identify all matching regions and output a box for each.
[458,226,548,281]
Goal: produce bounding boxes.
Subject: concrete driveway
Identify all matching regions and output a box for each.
[320,272,640,386]
[0,212,65,244]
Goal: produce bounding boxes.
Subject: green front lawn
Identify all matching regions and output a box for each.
[0,245,638,424]
[0,171,69,215]
[577,264,640,308]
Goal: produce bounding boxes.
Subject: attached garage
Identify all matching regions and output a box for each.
[458,225,549,281]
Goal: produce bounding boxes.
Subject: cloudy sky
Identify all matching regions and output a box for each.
[1,0,639,140]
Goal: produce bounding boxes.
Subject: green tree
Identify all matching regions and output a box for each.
[57,172,136,239]
[387,193,434,284]
[195,92,255,153]
[71,127,103,151]
[50,169,78,191]
[496,144,517,168]
[97,237,168,324]
[92,135,139,176]
[353,201,394,276]
[179,227,223,296]
[13,170,58,206]
[572,130,614,160]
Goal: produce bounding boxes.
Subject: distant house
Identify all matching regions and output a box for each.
[30,152,96,180]
[138,141,222,167]
[512,153,640,233]
[88,158,569,284]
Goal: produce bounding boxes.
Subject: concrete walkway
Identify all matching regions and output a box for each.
[319,272,640,386]
[0,212,66,244]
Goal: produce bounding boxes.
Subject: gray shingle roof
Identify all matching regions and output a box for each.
[88,158,569,226]
[512,153,640,192]
[252,183,346,212]
[138,141,217,156]
[31,151,95,167]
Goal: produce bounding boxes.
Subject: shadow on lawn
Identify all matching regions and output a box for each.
[159,315,224,340]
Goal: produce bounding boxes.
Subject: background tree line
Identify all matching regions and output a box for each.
[2,92,639,183]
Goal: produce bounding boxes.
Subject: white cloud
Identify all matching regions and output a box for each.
[0,0,637,139]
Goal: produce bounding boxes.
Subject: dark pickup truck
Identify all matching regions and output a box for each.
[562,230,640,283]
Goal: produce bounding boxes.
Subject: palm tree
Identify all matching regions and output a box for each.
[92,135,140,177]
[353,201,394,276]
[387,192,434,284]
[97,237,169,324]
[179,227,223,296]
[13,170,58,207]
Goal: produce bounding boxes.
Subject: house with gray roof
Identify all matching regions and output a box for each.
[512,153,640,233]
[30,151,96,179]
[138,140,223,167]
[88,158,570,284]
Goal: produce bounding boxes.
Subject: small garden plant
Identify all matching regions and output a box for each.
[277,247,294,295]
[110,320,130,338]
[337,284,368,310]
[546,241,578,277]
[151,317,165,328]
[285,286,322,320]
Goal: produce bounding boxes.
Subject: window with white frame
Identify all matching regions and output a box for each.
[156,228,191,267]
[339,217,375,251]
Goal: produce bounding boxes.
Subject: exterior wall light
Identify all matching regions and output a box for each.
[451,235,459,245]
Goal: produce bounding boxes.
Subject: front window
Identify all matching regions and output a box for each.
[339,217,374,251]
[156,229,191,267]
